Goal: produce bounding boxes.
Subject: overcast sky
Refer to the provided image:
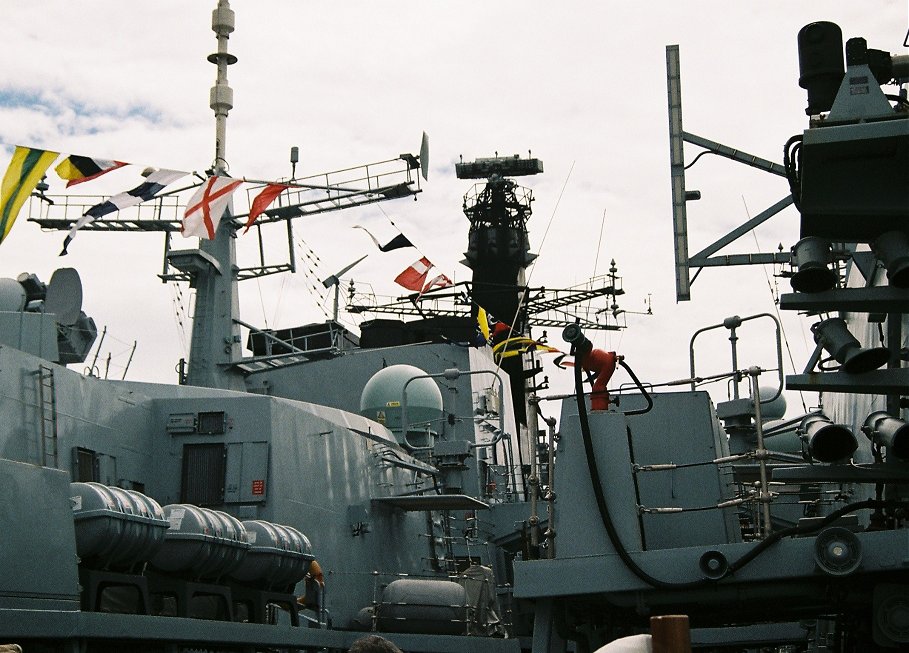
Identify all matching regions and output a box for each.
[1,2,906,414]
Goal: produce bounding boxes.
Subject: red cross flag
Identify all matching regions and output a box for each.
[182,176,244,239]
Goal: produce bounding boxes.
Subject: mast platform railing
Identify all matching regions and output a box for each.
[27,193,188,232]
[241,155,423,225]
[26,153,422,234]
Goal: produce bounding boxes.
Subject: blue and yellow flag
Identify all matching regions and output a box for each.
[0,146,59,245]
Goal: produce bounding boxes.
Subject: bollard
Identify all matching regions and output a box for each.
[650,615,691,652]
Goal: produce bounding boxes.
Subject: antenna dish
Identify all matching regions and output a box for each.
[45,268,83,326]
[419,132,429,181]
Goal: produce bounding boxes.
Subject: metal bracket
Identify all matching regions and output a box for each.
[666,45,794,301]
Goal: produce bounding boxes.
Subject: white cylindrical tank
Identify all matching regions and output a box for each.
[230,520,314,591]
[70,482,168,571]
[149,505,249,580]
[378,579,469,635]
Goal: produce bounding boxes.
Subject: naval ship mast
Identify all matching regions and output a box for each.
[169,0,428,391]
[176,0,243,390]
[458,155,544,429]
[27,0,426,389]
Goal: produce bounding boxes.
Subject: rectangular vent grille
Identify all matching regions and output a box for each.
[181,443,225,505]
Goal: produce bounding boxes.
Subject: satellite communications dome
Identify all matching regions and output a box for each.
[0,278,26,312]
[360,364,443,436]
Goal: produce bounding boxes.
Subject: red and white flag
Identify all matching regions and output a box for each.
[182,176,243,239]
[394,256,432,291]
[419,273,453,296]
[244,183,289,233]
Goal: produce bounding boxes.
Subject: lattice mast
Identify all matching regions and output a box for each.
[458,155,543,427]
[458,155,542,332]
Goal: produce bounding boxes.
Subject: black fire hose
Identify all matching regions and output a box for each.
[565,324,703,589]
[561,323,908,588]
[618,358,653,416]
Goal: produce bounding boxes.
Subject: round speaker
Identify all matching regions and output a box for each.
[814,526,862,576]
[840,345,892,375]
[875,585,909,645]
[791,266,838,294]
[791,236,837,293]
[801,415,858,463]
[699,550,729,580]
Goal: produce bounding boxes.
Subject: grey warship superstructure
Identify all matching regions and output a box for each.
[1,5,908,653]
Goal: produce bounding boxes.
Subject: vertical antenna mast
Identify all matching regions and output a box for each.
[209,0,236,175]
[179,0,243,391]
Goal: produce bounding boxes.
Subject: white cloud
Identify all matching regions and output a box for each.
[0,1,904,415]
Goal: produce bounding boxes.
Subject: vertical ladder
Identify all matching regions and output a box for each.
[441,510,457,576]
[37,364,59,468]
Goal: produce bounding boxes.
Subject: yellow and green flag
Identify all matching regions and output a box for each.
[0,146,59,245]
[493,336,561,360]
[477,306,491,343]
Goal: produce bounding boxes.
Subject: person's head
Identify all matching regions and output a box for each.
[348,634,403,653]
